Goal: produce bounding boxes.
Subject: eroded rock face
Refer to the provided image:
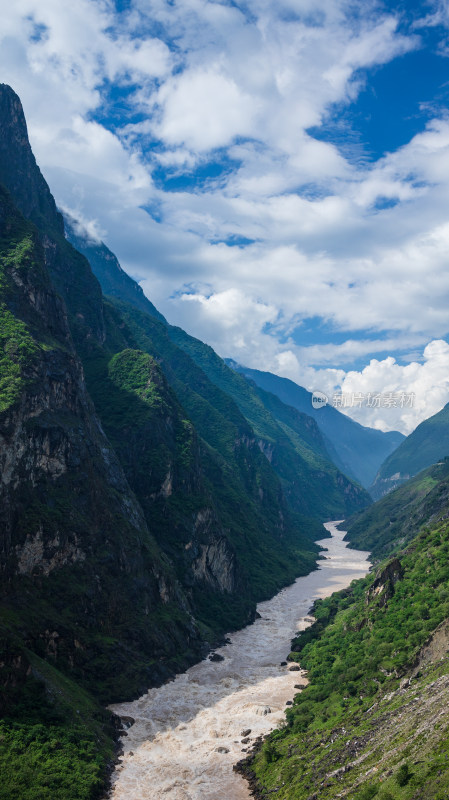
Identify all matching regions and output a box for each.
[0,212,145,579]
[191,533,238,594]
[16,528,86,576]
[189,508,238,593]
[0,182,203,701]
[367,558,403,607]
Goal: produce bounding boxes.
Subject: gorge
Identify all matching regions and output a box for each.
[108,523,370,800]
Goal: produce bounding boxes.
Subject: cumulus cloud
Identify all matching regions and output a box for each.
[153,67,260,151]
[248,341,449,435]
[337,340,449,433]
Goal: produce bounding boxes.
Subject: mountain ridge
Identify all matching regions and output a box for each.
[371,401,449,498]
[67,208,370,522]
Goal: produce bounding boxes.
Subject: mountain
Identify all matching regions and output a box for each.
[371,402,449,498]
[239,471,449,800]
[64,214,166,323]
[344,458,449,559]
[0,89,209,697]
[0,85,295,798]
[0,174,207,798]
[166,328,371,519]
[227,361,405,489]
[67,221,370,523]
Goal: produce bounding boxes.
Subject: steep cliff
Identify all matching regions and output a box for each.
[81,299,320,632]
[0,84,319,648]
[0,83,327,695]
[0,184,204,700]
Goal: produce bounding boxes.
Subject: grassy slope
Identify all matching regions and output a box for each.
[344,458,449,560]
[372,403,449,496]
[246,519,449,800]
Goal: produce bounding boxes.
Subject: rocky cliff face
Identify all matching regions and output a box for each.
[94,345,242,604]
[0,181,204,704]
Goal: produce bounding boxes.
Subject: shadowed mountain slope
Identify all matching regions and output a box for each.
[227,361,404,489]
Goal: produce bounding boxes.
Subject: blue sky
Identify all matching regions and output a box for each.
[3,0,449,432]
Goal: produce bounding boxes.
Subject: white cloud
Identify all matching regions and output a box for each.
[240,340,449,435]
[337,340,449,433]
[153,67,260,151]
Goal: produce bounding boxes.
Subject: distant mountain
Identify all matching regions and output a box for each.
[344,458,449,559]
[226,362,404,489]
[372,402,449,498]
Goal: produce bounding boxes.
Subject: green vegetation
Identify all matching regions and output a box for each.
[0,305,38,411]
[108,349,167,409]
[373,402,449,497]
[0,194,43,411]
[345,458,449,559]
[247,515,449,799]
[169,326,370,519]
[0,644,116,800]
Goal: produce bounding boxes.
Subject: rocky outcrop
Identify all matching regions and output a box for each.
[367,557,403,607]
[191,536,237,594]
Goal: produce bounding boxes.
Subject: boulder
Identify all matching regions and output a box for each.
[209,652,224,662]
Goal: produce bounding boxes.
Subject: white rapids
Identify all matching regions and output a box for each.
[108,521,370,800]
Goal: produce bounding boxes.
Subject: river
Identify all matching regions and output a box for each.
[108,521,370,800]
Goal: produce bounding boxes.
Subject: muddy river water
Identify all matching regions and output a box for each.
[109,521,370,800]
